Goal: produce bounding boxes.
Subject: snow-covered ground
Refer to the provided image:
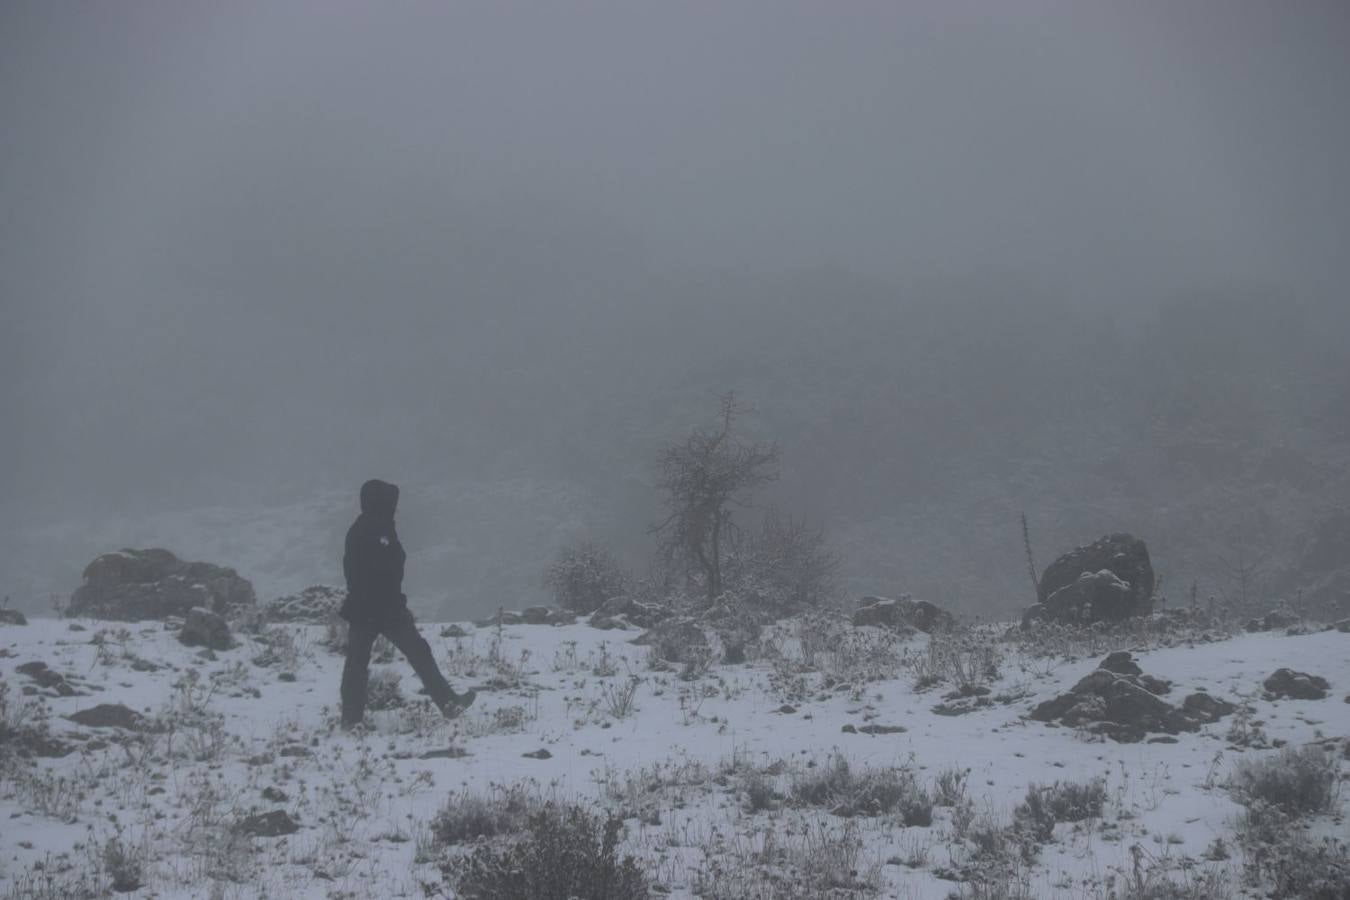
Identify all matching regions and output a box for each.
[1,614,1346,898]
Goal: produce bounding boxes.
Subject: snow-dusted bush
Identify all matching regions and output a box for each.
[431,783,544,846]
[1229,744,1337,818]
[721,509,842,618]
[366,669,405,710]
[791,755,932,824]
[543,541,628,614]
[441,804,650,900]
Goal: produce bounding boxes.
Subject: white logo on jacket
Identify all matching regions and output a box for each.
[379,536,391,546]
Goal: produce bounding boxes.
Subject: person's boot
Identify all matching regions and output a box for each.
[437,688,476,720]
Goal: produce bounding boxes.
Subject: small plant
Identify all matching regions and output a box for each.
[934,767,970,807]
[366,669,405,710]
[441,804,651,900]
[102,830,145,893]
[601,675,642,720]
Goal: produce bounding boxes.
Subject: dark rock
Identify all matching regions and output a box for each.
[588,595,670,630]
[1099,651,1142,676]
[1182,692,1237,723]
[261,786,289,802]
[475,610,524,627]
[236,810,300,837]
[278,672,297,683]
[1263,668,1330,700]
[841,724,858,734]
[1335,618,1350,634]
[178,607,234,650]
[419,746,470,760]
[0,609,27,626]
[633,618,711,665]
[1138,675,1172,696]
[265,586,343,623]
[857,723,907,735]
[440,624,470,638]
[1030,664,1212,742]
[853,595,952,634]
[522,748,553,759]
[278,745,311,758]
[66,704,146,730]
[775,705,797,714]
[1027,534,1155,626]
[519,606,575,626]
[70,548,255,621]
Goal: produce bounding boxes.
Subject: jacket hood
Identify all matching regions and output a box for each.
[359,479,399,518]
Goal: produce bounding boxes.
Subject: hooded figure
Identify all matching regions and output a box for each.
[339,479,474,728]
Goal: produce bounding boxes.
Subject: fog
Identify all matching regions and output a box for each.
[4,1,1349,618]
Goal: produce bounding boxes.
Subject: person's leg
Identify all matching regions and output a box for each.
[381,609,457,710]
[340,622,379,728]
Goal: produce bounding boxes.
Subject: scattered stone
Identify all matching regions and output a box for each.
[130,659,160,673]
[261,787,289,803]
[1023,533,1154,627]
[70,548,256,621]
[278,672,297,683]
[419,747,470,760]
[278,745,311,758]
[195,648,218,662]
[856,724,907,735]
[66,704,146,730]
[236,810,300,837]
[853,595,952,634]
[475,610,524,627]
[1263,668,1330,700]
[440,624,469,638]
[179,606,234,650]
[841,724,858,734]
[264,585,343,623]
[1147,736,1179,744]
[522,748,553,760]
[15,661,77,695]
[0,609,27,626]
[67,622,87,632]
[775,705,797,715]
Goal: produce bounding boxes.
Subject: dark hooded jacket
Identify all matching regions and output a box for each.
[341,479,408,624]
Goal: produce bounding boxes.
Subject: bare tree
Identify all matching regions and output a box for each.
[651,393,779,605]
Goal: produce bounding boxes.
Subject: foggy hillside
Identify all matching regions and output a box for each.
[3,1,1349,618]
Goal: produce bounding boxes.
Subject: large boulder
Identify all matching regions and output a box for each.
[1029,663,1232,743]
[1263,668,1329,700]
[588,595,671,631]
[70,549,255,621]
[179,607,235,650]
[1023,534,1154,627]
[853,595,954,634]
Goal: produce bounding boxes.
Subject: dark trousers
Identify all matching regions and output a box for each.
[340,609,453,726]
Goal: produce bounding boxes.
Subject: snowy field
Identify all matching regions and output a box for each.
[1,614,1346,899]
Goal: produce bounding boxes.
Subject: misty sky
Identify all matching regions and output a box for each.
[3,2,1349,608]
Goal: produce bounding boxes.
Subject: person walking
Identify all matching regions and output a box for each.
[339,478,474,729]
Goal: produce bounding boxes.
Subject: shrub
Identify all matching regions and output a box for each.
[544,541,629,614]
[791,756,932,824]
[1246,833,1350,900]
[431,784,543,847]
[442,804,650,900]
[1229,745,1337,818]
[722,509,842,617]
[934,767,970,807]
[1037,778,1106,823]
